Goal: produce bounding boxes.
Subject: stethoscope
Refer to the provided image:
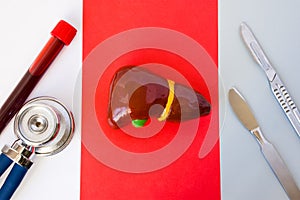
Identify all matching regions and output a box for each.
[0,97,74,200]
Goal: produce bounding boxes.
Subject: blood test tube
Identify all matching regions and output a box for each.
[0,20,77,133]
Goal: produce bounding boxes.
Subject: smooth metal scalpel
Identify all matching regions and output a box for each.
[229,88,300,200]
[240,22,300,138]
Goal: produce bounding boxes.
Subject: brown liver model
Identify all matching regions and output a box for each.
[108,66,211,129]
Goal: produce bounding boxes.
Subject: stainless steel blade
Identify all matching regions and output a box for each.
[228,88,258,131]
[240,22,300,138]
[240,22,276,81]
[229,88,300,200]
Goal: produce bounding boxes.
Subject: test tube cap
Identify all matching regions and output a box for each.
[51,20,77,45]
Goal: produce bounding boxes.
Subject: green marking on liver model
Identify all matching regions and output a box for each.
[132,119,147,128]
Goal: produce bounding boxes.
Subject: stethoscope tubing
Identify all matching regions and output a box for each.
[0,154,13,177]
[0,153,28,200]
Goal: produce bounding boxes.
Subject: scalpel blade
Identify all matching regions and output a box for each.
[229,88,300,200]
[240,22,300,138]
[240,22,276,81]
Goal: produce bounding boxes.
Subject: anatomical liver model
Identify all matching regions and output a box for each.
[107,66,211,129]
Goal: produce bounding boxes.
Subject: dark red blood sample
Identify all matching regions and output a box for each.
[29,37,64,75]
[0,20,76,133]
[0,71,40,132]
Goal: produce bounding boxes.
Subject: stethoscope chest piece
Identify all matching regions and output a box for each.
[0,96,74,200]
[14,96,74,156]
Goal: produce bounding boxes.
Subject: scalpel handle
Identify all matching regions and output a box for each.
[251,127,300,200]
[270,75,300,138]
[260,141,300,200]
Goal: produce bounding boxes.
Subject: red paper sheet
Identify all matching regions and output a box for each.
[82,1,219,199]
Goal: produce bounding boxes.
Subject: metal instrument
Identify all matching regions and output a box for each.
[0,97,74,200]
[240,22,300,138]
[229,88,300,200]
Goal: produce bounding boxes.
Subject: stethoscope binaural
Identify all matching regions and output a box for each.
[0,96,74,200]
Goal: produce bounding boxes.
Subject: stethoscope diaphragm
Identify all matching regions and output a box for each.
[0,96,74,200]
[14,96,74,156]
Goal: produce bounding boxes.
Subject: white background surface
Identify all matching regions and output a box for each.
[1,1,300,200]
[220,0,300,200]
[0,1,81,200]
